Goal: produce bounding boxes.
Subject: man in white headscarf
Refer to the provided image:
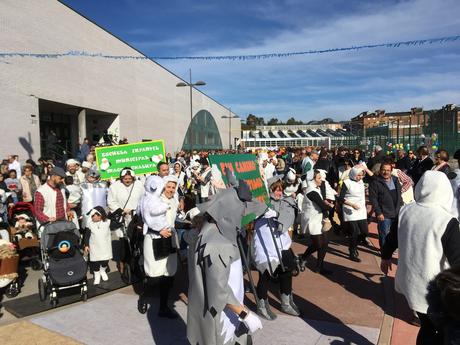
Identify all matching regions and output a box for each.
[381,171,460,345]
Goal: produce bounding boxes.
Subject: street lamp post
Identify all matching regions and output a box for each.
[222,108,240,150]
[176,69,206,152]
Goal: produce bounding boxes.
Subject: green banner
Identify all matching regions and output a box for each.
[208,154,269,225]
[95,140,165,180]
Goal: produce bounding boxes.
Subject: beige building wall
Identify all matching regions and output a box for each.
[0,0,240,161]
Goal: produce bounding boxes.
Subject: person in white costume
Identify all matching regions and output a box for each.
[253,175,300,320]
[338,164,374,262]
[299,170,335,275]
[83,207,112,285]
[107,168,144,273]
[138,175,179,318]
[381,171,460,345]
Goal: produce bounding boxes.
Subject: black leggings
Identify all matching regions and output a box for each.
[347,220,368,253]
[302,233,328,269]
[89,260,109,272]
[143,275,175,310]
[159,276,174,310]
[257,250,295,299]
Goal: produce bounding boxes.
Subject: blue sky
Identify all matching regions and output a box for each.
[61,0,460,122]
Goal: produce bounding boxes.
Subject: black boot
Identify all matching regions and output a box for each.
[315,247,333,275]
[349,250,361,262]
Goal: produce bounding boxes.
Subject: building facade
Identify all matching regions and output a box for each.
[0,0,239,161]
[350,106,459,152]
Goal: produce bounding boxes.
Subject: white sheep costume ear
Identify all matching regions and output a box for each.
[144,175,165,197]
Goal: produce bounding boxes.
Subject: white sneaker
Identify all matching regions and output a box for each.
[93,271,101,285]
[100,267,109,281]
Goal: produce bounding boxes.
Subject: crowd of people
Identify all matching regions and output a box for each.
[0,142,460,345]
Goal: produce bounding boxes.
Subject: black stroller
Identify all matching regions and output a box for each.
[38,221,88,307]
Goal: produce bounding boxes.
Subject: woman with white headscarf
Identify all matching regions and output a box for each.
[299,170,334,274]
[171,161,186,196]
[139,175,179,318]
[338,164,374,262]
[381,171,460,345]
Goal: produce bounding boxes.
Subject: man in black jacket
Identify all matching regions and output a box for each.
[369,161,403,250]
[395,150,412,172]
[408,145,434,185]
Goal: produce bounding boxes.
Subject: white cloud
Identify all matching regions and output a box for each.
[160,0,460,121]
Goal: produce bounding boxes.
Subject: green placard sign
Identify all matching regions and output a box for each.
[95,140,165,180]
[208,154,269,225]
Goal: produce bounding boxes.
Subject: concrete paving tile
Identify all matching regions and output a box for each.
[30,293,380,345]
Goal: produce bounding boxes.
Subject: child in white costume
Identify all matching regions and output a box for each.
[83,206,112,285]
[139,175,170,236]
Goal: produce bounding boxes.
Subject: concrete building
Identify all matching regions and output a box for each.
[0,0,240,161]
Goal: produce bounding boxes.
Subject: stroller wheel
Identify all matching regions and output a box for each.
[51,299,58,308]
[137,297,148,314]
[121,263,132,285]
[81,292,88,302]
[38,279,46,301]
[5,282,20,298]
[292,267,300,277]
[30,259,42,271]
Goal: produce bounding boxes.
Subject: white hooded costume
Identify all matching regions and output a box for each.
[142,175,179,278]
[395,171,454,313]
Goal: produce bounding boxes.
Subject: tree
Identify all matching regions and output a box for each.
[286,117,298,125]
[267,117,279,125]
[245,114,265,128]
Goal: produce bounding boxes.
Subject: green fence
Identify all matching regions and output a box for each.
[352,108,460,155]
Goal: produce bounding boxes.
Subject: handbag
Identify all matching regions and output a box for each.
[108,183,136,230]
[152,236,176,260]
[321,219,332,233]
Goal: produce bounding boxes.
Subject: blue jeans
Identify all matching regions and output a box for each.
[377,218,394,249]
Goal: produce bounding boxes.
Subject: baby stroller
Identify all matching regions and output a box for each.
[0,238,20,298]
[8,202,41,271]
[38,221,88,307]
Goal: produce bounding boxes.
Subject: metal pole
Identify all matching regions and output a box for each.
[409,115,412,149]
[397,120,400,144]
[229,108,232,150]
[189,69,193,153]
[237,233,259,304]
[442,106,445,148]
[387,121,390,144]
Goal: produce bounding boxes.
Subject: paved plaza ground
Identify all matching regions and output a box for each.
[0,222,419,345]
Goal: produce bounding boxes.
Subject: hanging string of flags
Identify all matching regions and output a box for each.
[0,35,459,61]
